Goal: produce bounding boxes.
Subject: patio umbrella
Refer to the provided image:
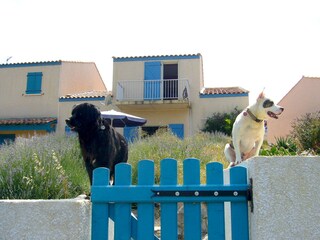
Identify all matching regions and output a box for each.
[101,109,147,127]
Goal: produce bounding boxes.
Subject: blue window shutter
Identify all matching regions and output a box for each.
[169,124,184,139]
[144,62,161,100]
[124,127,139,143]
[26,72,42,94]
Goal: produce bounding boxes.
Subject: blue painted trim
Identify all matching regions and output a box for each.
[0,122,57,132]
[200,93,249,98]
[0,61,62,68]
[113,54,201,62]
[59,97,105,102]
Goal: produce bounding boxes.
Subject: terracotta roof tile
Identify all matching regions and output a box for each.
[201,87,249,95]
[60,90,107,99]
[0,117,57,125]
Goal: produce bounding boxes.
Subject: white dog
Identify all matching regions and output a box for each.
[224,91,284,167]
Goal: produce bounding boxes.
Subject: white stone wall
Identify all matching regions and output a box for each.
[247,156,320,240]
[0,198,91,240]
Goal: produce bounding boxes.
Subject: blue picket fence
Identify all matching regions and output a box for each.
[91,158,251,240]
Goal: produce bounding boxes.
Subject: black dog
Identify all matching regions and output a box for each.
[65,103,128,185]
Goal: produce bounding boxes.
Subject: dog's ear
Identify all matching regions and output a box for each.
[258,91,265,100]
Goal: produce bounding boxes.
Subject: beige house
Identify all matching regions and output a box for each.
[267,76,320,143]
[0,60,107,144]
[0,54,249,144]
[112,53,249,140]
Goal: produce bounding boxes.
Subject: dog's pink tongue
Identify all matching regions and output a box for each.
[268,111,278,119]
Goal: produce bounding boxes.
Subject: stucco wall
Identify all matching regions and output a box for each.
[246,156,320,240]
[192,95,249,134]
[59,62,106,96]
[0,65,60,118]
[125,108,190,136]
[267,76,320,143]
[0,198,91,240]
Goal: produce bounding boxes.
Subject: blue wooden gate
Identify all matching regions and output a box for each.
[91,158,251,240]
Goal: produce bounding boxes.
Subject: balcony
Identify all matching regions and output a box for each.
[116,79,190,110]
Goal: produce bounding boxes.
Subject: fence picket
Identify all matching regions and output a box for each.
[230,166,249,240]
[183,158,202,240]
[137,160,155,240]
[91,168,110,240]
[91,159,250,240]
[114,163,132,240]
[206,162,225,240]
[160,158,178,240]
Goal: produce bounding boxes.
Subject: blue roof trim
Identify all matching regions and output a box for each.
[0,122,56,132]
[113,54,201,62]
[59,97,105,102]
[200,93,249,98]
[0,61,62,68]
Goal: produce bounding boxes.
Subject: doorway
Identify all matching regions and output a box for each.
[163,64,178,100]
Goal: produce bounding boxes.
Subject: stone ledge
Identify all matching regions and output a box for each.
[0,198,91,240]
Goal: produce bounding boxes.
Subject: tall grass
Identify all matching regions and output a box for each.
[0,131,230,199]
[129,130,230,184]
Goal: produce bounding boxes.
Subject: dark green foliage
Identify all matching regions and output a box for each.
[290,111,320,154]
[260,137,298,156]
[202,108,241,136]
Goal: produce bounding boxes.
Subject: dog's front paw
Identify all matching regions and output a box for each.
[228,162,237,168]
[75,194,90,200]
[235,159,242,165]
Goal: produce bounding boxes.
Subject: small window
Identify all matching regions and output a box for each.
[26,72,43,94]
[141,126,168,137]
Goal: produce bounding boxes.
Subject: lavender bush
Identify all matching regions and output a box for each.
[0,134,89,199]
[0,131,230,199]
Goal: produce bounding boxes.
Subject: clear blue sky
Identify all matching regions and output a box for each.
[1,0,320,104]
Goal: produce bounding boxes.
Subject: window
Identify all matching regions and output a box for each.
[26,72,43,94]
[141,124,184,139]
[142,126,167,137]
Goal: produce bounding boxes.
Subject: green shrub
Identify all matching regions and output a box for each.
[260,136,298,156]
[129,130,230,184]
[290,111,320,154]
[0,134,89,199]
[202,108,241,136]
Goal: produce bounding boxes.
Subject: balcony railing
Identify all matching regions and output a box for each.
[116,79,190,101]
